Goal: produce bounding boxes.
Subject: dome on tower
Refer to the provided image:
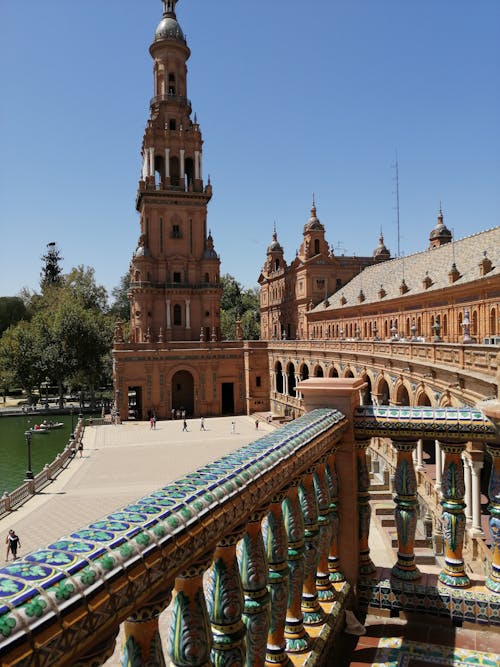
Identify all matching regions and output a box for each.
[373,230,390,261]
[267,226,283,253]
[154,2,185,43]
[429,209,452,247]
[303,198,324,233]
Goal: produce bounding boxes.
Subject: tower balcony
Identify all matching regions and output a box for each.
[150,93,192,112]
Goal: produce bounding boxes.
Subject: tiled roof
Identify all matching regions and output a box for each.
[314,227,500,312]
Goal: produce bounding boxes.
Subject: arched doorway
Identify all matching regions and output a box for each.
[396,384,410,406]
[378,378,390,405]
[361,374,373,405]
[275,362,283,393]
[313,365,324,377]
[172,370,194,416]
[344,368,354,378]
[417,391,432,407]
[287,362,296,397]
[329,367,339,378]
[300,363,309,382]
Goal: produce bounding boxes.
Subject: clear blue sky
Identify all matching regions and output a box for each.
[1,0,499,299]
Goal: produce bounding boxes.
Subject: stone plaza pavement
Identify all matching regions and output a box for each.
[0,415,276,560]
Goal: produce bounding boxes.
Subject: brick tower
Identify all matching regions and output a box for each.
[113,2,270,420]
[130,0,221,345]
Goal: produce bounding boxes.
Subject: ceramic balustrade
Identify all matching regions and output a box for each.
[438,440,470,588]
[282,480,310,653]
[390,439,421,581]
[238,510,270,667]
[0,409,348,667]
[326,451,344,583]
[485,443,500,593]
[299,468,325,625]
[355,439,376,575]
[313,457,336,601]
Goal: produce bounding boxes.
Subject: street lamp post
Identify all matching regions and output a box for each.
[24,430,34,480]
[71,408,74,436]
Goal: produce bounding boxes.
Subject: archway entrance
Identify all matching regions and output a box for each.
[221,383,235,415]
[172,371,194,417]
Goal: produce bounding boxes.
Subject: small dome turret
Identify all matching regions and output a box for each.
[303,195,324,233]
[429,208,452,248]
[267,224,283,254]
[373,229,390,261]
[203,230,218,259]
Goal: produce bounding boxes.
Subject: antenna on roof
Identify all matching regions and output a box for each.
[393,152,401,258]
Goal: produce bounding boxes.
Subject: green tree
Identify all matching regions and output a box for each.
[110,272,131,321]
[40,242,64,291]
[0,322,46,401]
[0,297,27,336]
[65,265,109,312]
[220,274,260,340]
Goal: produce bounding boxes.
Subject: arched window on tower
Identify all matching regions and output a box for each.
[314,239,320,255]
[491,307,497,335]
[154,155,164,188]
[173,304,182,326]
[168,73,176,96]
[170,156,180,187]
[185,157,194,190]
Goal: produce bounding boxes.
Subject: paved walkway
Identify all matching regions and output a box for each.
[0,415,274,559]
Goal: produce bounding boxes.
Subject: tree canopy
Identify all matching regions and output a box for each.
[220,274,260,340]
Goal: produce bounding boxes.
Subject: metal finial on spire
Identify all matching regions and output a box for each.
[163,0,178,16]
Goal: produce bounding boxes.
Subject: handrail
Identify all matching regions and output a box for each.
[0,409,348,665]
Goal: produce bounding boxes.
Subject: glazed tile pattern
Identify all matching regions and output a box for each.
[359,574,500,627]
[0,408,347,664]
[353,406,498,443]
[373,637,499,667]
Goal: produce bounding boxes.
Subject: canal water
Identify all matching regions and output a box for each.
[0,415,76,494]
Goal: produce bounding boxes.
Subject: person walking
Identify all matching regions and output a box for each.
[255,419,259,430]
[200,417,206,431]
[182,419,188,432]
[5,530,21,561]
[231,420,236,435]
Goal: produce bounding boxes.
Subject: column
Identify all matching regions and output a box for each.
[262,492,291,667]
[313,458,335,601]
[485,444,500,593]
[149,147,155,177]
[165,148,170,178]
[438,441,470,588]
[391,439,421,581]
[282,371,288,397]
[416,439,424,471]
[463,454,473,526]
[434,440,442,492]
[185,299,191,329]
[271,370,276,394]
[355,440,376,576]
[299,469,324,625]
[122,589,171,666]
[326,451,345,582]
[166,299,171,329]
[238,510,270,667]
[180,148,185,184]
[470,459,485,536]
[207,527,246,666]
[194,150,200,180]
[282,481,310,653]
[167,556,213,667]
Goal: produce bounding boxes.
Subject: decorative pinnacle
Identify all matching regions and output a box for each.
[163,0,178,16]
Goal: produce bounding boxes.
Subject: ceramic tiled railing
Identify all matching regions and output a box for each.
[0,409,349,667]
